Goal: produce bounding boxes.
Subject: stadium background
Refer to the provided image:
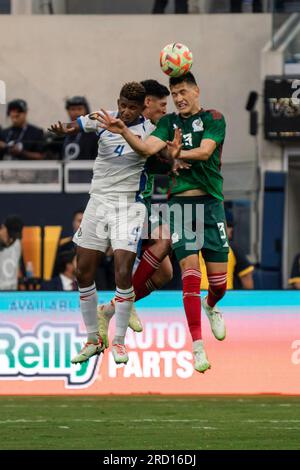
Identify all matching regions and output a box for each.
[0,0,300,451]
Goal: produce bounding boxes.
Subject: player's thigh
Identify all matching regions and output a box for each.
[73,196,110,253]
[169,197,203,258]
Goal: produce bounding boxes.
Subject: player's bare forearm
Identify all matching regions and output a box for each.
[179,139,217,161]
[180,149,210,161]
[121,128,165,158]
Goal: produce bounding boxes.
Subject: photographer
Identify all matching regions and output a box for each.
[0,99,45,161]
[62,96,98,161]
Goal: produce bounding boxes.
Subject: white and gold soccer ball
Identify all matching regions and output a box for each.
[160,43,193,77]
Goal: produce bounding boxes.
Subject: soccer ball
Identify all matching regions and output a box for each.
[160,43,193,77]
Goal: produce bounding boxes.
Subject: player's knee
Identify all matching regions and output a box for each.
[115,266,131,289]
[75,265,94,287]
[179,255,199,272]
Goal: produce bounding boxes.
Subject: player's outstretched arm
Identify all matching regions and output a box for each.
[48,120,80,136]
[179,139,217,161]
[95,109,166,158]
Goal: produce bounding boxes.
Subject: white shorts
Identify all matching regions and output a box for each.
[73,193,146,254]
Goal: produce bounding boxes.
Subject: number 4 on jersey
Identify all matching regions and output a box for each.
[114,144,125,156]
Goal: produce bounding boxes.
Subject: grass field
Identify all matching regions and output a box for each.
[0,395,300,450]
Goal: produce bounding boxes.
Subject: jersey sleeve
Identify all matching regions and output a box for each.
[150,115,171,142]
[288,254,300,285]
[77,112,101,134]
[202,111,226,144]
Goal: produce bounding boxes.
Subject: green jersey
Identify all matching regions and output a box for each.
[151,109,226,200]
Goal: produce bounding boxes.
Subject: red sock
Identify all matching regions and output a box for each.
[207,272,227,308]
[135,279,158,301]
[182,269,202,341]
[133,249,160,299]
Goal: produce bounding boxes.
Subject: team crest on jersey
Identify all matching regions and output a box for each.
[77,227,82,238]
[192,118,204,132]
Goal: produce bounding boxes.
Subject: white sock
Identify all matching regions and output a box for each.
[113,286,135,345]
[193,339,204,352]
[79,283,98,342]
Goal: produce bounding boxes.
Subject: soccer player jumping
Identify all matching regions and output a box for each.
[96,72,228,373]
[49,83,157,365]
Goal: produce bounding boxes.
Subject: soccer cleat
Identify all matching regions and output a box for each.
[193,341,211,374]
[97,301,115,348]
[71,336,105,364]
[128,304,143,333]
[202,295,226,341]
[97,301,143,348]
[112,344,129,365]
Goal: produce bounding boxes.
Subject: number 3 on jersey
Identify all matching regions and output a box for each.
[114,144,125,156]
[217,222,227,239]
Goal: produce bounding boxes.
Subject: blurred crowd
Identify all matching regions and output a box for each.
[0,96,98,162]
[0,209,116,292]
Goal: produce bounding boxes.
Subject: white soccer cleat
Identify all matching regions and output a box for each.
[112,344,129,365]
[97,301,115,348]
[97,301,143,347]
[203,295,226,341]
[193,341,211,374]
[71,336,105,364]
[128,304,143,333]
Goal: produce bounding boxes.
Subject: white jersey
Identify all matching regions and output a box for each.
[78,111,154,196]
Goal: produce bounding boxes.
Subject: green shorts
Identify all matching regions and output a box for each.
[141,196,165,240]
[168,195,229,263]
